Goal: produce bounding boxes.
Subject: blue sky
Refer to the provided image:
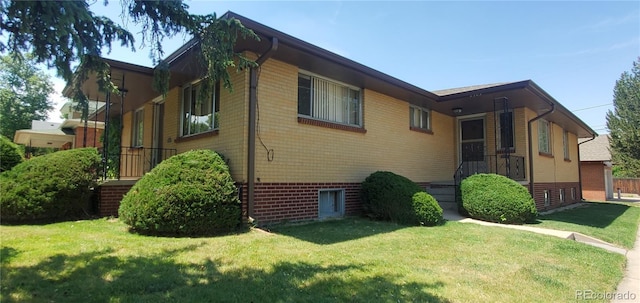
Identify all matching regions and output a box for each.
[49,1,639,134]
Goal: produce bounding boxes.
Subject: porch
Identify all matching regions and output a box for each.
[95,146,176,216]
[428,154,526,210]
[99,146,177,180]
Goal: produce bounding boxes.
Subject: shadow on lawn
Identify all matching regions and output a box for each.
[1,244,450,303]
[269,218,407,245]
[534,202,631,228]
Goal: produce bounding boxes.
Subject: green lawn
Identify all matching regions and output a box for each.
[534,201,640,249]
[1,218,626,303]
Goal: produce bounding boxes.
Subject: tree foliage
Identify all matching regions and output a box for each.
[606,58,640,177]
[1,0,257,120]
[0,53,54,139]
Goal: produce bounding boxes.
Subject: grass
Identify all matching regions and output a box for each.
[534,201,640,249]
[1,218,626,303]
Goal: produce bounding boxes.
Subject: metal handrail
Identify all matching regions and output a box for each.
[99,146,177,180]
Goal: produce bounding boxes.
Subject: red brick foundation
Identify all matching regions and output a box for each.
[532,182,581,211]
[246,182,363,224]
[95,180,136,217]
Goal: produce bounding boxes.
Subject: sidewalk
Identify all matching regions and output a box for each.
[612,225,640,303]
[443,209,640,301]
[443,210,626,254]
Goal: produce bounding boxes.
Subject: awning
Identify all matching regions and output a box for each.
[13,129,75,149]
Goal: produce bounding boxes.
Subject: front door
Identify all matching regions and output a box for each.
[459,118,486,177]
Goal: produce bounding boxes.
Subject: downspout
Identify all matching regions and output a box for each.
[527,101,555,196]
[577,134,597,200]
[248,37,278,219]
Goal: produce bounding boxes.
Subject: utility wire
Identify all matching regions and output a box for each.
[572,103,612,112]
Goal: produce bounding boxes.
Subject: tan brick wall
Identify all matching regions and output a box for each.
[526,108,580,183]
[252,59,456,184]
[120,70,250,181]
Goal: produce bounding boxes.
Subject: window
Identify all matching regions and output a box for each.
[298,73,361,126]
[544,189,550,206]
[559,188,565,204]
[318,189,345,219]
[410,106,431,131]
[563,130,570,160]
[132,108,144,147]
[571,187,577,201]
[181,81,219,136]
[497,111,514,151]
[538,119,551,154]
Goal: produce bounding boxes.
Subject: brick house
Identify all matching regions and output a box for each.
[579,135,613,201]
[13,104,104,157]
[73,12,597,224]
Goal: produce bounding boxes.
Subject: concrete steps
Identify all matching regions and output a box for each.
[426,181,457,210]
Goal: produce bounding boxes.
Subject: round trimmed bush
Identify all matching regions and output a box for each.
[0,135,23,172]
[412,192,443,226]
[0,148,100,222]
[461,173,537,224]
[118,149,241,236]
[361,171,425,225]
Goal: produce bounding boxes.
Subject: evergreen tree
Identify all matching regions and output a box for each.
[606,58,640,177]
[0,0,257,120]
[0,53,54,139]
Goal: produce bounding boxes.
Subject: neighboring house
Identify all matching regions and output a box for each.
[579,135,613,201]
[13,116,104,156]
[70,12,597,223]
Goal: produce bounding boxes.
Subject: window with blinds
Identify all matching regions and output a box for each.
[298,73,361,126]
[538,119,551,154]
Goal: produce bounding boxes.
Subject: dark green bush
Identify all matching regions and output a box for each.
[361,171,425,225]
[461,173,537,224]
[412,192,443,226]
[0,148,100,222]
[0,135,23,172]
[118,149,241,236]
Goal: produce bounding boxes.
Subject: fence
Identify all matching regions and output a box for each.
[613,178,640,195]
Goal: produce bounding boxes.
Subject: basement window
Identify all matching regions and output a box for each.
[559,188,565,204]
[544,189,551,206]
[318,189,345,219]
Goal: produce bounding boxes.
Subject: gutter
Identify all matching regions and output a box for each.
[247,37,278,219]
[527,98,555,196]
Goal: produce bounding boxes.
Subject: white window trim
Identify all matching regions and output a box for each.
[180,80,218,137]
[410,105,431,131]
[297,70,363,127]
[132,107,144,147]
[559,188,565,204]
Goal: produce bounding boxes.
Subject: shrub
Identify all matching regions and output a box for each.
[0,135,23,172]
[361,171,425,225]
[412,192,443,226]
[118,149,241,236]
[0,148,100,222]
[461,173,537,224]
